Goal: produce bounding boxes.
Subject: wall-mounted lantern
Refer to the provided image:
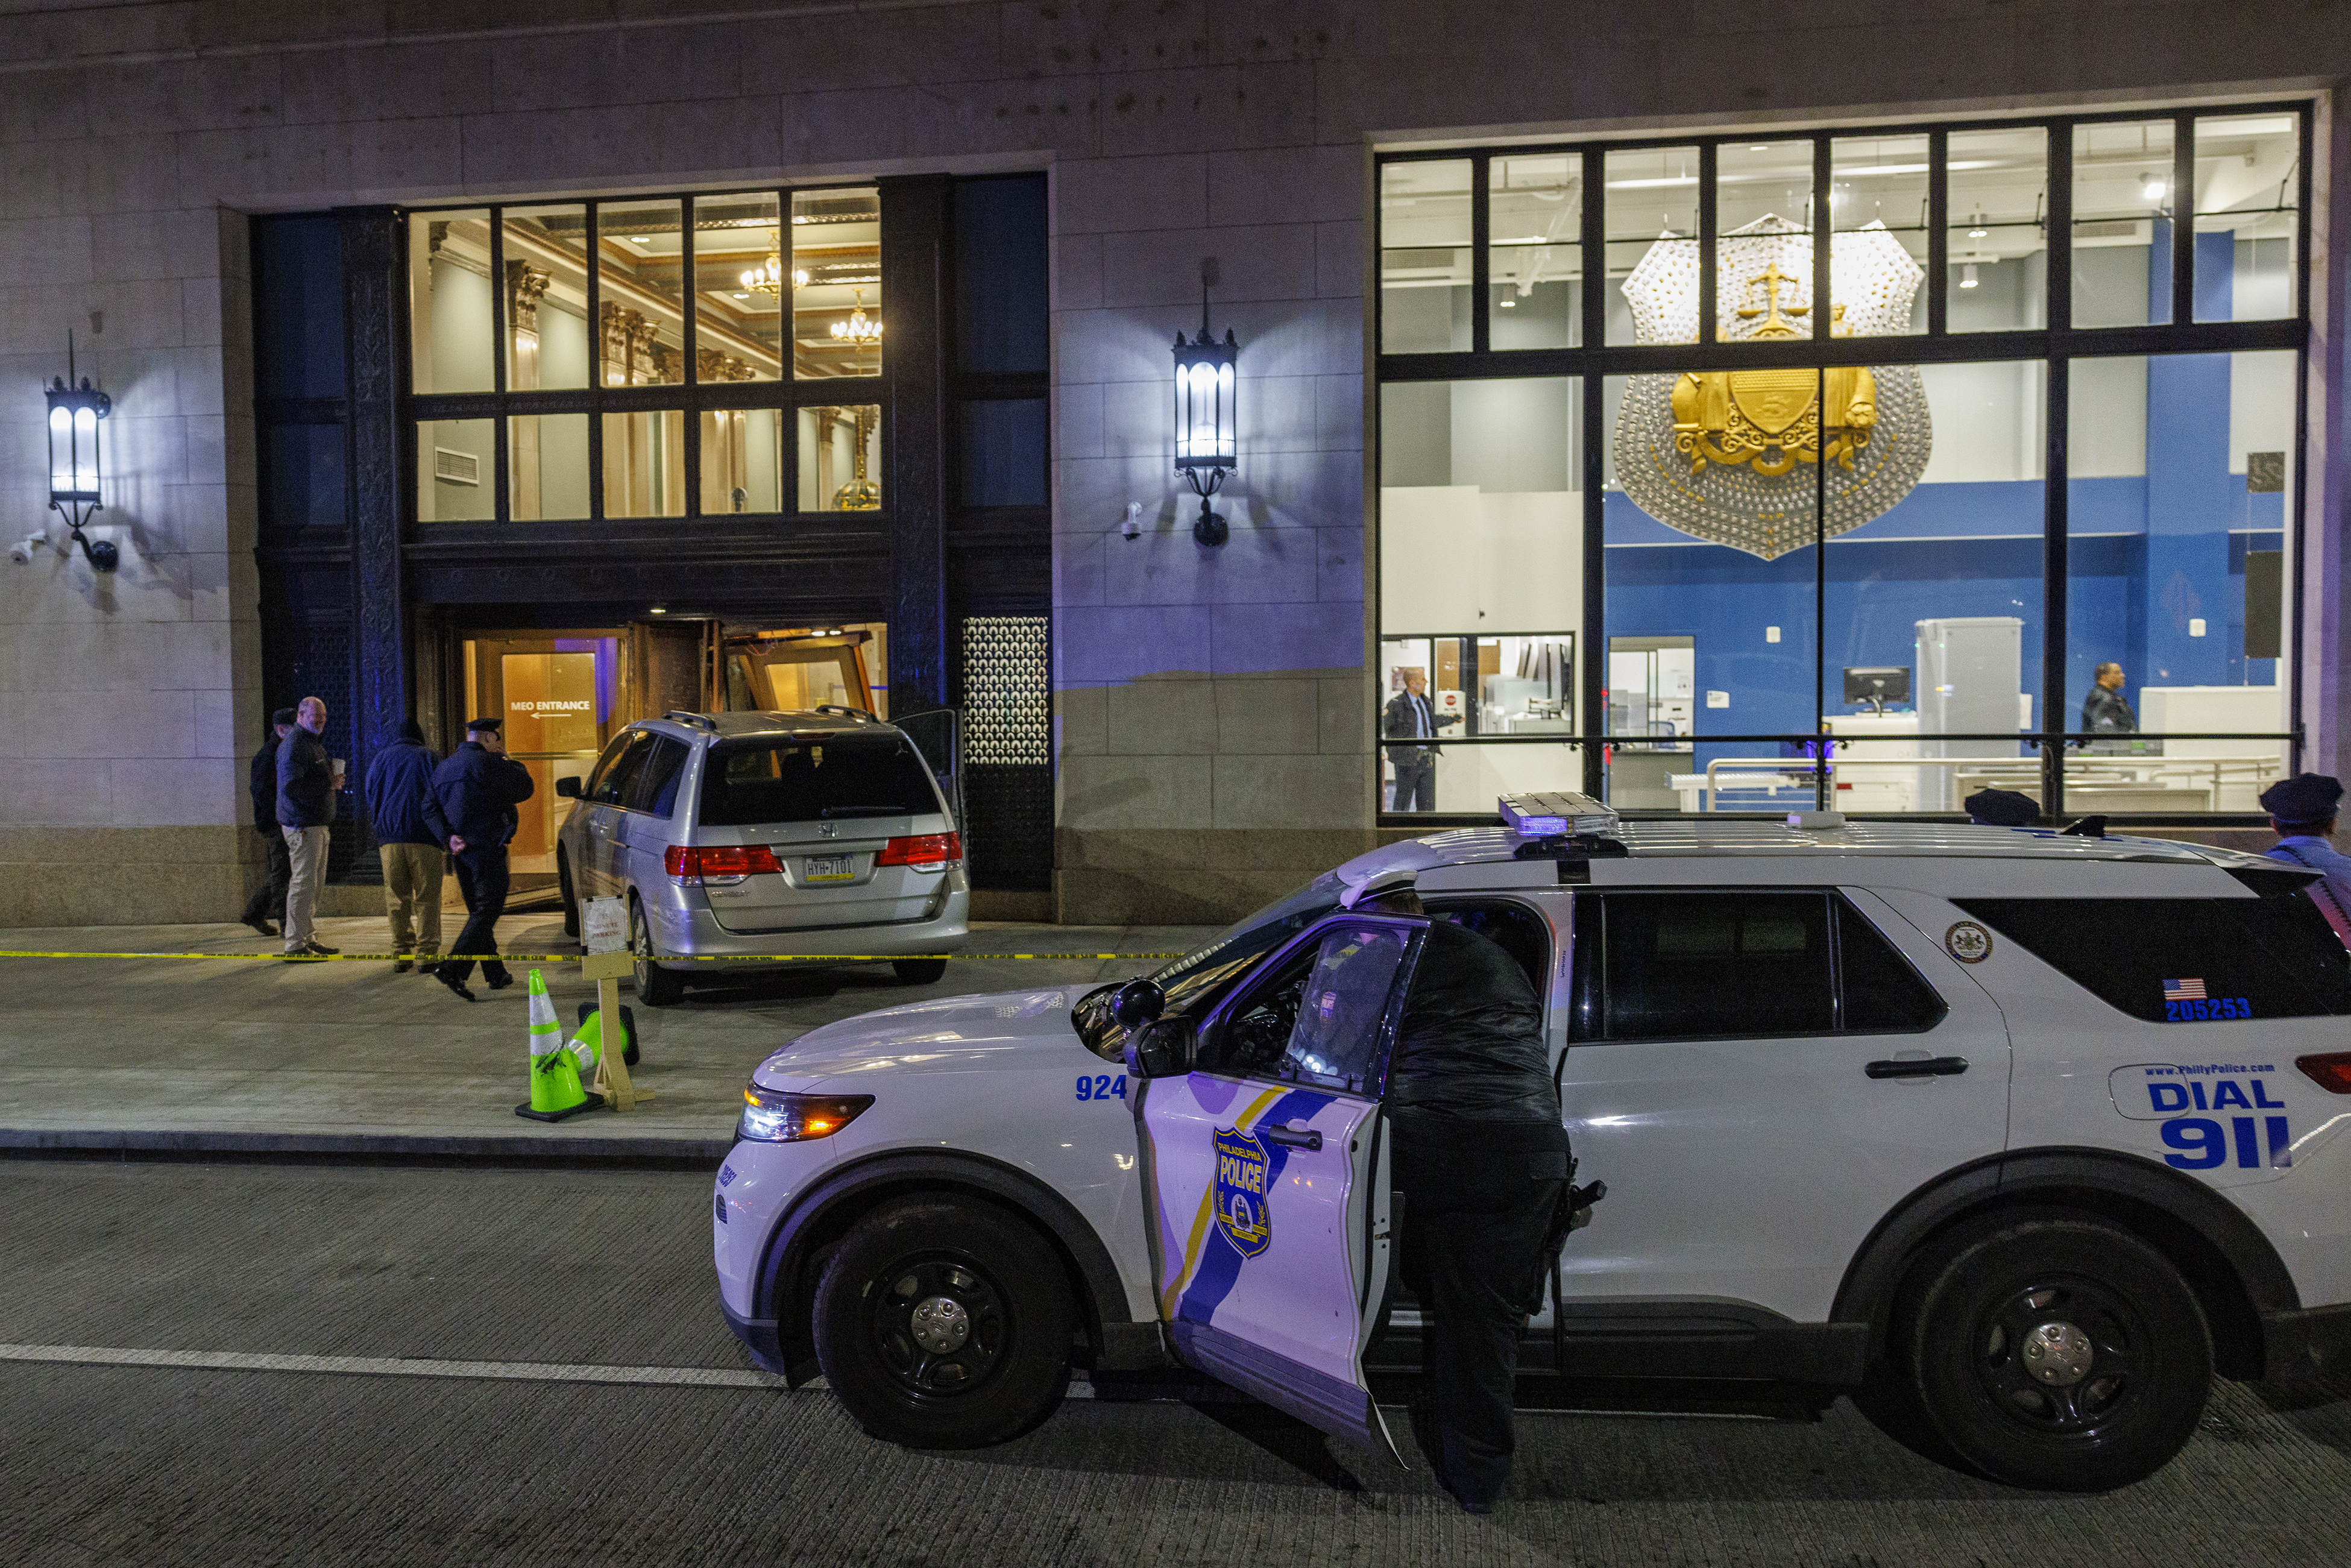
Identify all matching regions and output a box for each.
[46,333,115,571]
[1173,257,1237,547]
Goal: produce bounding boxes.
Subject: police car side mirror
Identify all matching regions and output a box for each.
[556,776,583,799]
[1110,978,1164,1030]
[1124,1022,1189,1080]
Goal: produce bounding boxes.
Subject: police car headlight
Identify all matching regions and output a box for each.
[738,1087,874,1142]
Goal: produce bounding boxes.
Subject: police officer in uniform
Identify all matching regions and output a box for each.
[424,717,536,1002]
[2262,773,2351,939]
[1347,867,1570,1514]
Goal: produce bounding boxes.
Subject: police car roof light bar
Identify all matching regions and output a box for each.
[1499,792,1618,840]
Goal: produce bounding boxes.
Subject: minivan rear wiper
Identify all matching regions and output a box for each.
[819,805,909,819]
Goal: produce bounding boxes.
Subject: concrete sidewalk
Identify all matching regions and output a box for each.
[0,916,1216,1163]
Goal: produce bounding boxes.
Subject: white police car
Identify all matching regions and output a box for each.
[714,793,2351,1489]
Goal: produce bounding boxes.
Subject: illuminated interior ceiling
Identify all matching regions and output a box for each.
[1613,215,1933,561]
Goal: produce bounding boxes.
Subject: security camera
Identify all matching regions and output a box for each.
[1119,502,1143,541]
[10,533,46,565]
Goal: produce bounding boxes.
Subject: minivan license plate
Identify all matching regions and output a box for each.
[802,854,855,884]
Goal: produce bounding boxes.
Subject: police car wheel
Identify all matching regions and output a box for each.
[893,959,948,985]
[1907,1216,2212,1491]
[630,901,684,1007]
[813,1198,1074,1449]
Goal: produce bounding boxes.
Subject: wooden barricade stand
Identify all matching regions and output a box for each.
[579,898,653,1111]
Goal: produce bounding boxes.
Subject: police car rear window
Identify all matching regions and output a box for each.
[1952,896,2351,1023]
[696,735,937,827]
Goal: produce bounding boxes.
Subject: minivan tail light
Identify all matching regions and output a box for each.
[2296,1053,2351,1094]
[666,844,782,885]
[877,832,961,872]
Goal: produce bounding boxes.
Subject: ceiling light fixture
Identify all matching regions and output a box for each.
[1967,210,1987,239]
[628,235,650,245]
[830,288,883,345]
[1960,262,1980,289]
[2141,172,2167,203]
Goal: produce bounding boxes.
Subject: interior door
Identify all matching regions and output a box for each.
[893,707,961,827]
[1139,912,1427,1458]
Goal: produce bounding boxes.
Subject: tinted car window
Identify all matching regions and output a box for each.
[1600,892,1835,1041]
[696,734,939,827]
[630,737,691,816]
[591,730,653,805]
[1953,895,2351,1022]
[1837,900,1947,1032]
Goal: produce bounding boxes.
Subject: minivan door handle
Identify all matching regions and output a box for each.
[1866,1056,1969,1080]
[1260,1124,1323,1150]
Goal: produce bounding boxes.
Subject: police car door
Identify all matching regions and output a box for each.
[1138,912,1427,1459]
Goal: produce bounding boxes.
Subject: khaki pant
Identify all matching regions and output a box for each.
[281,825,330,951]
[380,842,445,960]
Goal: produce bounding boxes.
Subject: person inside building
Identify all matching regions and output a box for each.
[1382,669,1458,813]
[275,696,341,962]
[2080,661,2137,735]
[238,707,296,938]
[1965,787,2038,827]
[365,718,445,975]
[1345,866,1569,1515]
[2262,772,2351,942]
[424,717,535,1003]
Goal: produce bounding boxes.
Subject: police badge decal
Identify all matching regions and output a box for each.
[1213,1126,1273,1258]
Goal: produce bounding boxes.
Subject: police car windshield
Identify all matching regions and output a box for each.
[697,734,937,827]
[1149,871,1344,1015]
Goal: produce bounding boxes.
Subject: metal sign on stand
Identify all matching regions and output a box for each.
[579,896,652,1110]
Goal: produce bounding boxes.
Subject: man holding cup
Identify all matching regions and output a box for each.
[275,694,342,961]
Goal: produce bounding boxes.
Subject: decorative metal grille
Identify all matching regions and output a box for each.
[961,616,1050,764]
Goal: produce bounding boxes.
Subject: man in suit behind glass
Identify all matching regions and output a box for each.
[1382,669,1458,811]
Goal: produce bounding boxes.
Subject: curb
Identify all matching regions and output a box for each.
[0,1127,731,1169]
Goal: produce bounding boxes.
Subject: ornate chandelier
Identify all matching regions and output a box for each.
[830,288,882,344]
[738,246,807,297]
[1612,215,1933,561]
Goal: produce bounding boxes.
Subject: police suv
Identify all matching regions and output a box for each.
[714,793,2351,1490]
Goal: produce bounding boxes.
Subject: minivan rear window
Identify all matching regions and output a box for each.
[1953,895,2351,1022]
[697,734,939,827]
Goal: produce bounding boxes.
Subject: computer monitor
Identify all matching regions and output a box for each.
[1843,666,1912,713]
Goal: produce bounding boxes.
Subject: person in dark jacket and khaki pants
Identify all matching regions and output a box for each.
[276,696,341,959]
[238,707,296,937]
[424,717,536,1001]
[365,719,444,973]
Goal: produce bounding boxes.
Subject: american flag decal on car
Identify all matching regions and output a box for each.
[2163,978,2208,1002]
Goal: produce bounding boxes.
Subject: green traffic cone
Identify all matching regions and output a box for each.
[516,969,603,1122]
[571,1002,640,1070]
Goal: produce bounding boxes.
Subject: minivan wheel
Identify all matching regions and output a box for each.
[557,851,579,939]
[630,900,685,1007]
[1907,1216,2211,1491]
[812,1198,1074,1449]
[893,959,948,985]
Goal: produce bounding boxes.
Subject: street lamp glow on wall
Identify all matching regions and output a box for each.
[46,333,116,571]
[1173,257,1237,547]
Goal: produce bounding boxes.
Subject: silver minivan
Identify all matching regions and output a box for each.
[555,708,968,1005]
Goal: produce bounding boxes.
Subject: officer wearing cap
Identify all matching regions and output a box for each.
[424,716,536,1001]
[1345,866,1569,1515]
[1965,787,2038,827]
[2262,773,2351,940]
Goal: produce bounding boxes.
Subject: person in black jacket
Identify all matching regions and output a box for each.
[1349,867,1568,1515]
[364,719,444,974]
[1382,671,1458,812]
[424,717,537,1001]
[2081,661,2137,735]
[275,696,341,960]
[238,708,297,937]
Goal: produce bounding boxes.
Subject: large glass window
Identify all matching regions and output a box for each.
[1376,106,2310,823]
[404,184,889,524]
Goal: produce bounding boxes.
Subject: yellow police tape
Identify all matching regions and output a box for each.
[0,949,1186,965]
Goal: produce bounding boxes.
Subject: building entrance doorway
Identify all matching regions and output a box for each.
[461,633,620,877]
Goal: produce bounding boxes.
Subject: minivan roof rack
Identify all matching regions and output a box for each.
[662,710,719,731]
[813,704,875,723]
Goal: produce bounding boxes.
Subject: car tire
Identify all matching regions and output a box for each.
[558,851,579,939]
[630,899,685,1008]
[812,1197,1074,1449]
[1906,1215,2212,1491]
[893,958,948,985]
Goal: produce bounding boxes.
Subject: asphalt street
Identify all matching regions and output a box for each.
[6,1160,2351,1567]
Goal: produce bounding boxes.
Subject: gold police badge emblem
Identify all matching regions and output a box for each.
[1614,215,1933,561]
